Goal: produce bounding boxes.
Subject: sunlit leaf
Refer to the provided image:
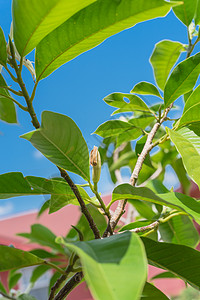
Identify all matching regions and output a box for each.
[131,81,162,97]
[173,0,197,26]
[141,282,169,299]
[0,26,7,66]
[0,75,17,123]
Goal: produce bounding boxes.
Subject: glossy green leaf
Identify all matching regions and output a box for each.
[150,40,184,90]
[164,52,200,107]
[183,90,193,103]
[12,0,96,56]
[18,224,64,253]
[0,75,17,123]
[168,126,200,188]
[0,26,7,66]
[173,0,197,26]
[65,232,147,300]
[195,0,200,24]
[94,120,133,138]
[37,199,50,217]
[104,93,150,114]
[30,249,55,259]
[141,282,169,299]
[0,245,44,272]
[159,215,199,247]
[151,271,177,280]
[179,85,200,126]
[131,81,162,97]
[17,295,37,300]
[21,111,90,181]
[129,200,156,220]
[171,158,191,194]
[35,0,177,80]
[30,265,51,284]
[129,115,155,128]
[142,237,200,289]
[66,204,107,241]
[112,184,200,224]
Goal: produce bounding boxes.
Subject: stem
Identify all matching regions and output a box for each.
[4,65,18,82]
[59,168,101,240]
[0,292,16,300]
[0,92,28,111]
[54,272,83,300]
[44,261,66,275]
[89,182,111,219]
[0,86,23,96]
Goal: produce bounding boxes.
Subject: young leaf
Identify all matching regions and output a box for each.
[0,26,7,66]
[179,85,200,126]
[131,81,162,97]
[35,0,177,80]
[0,245,44,272]
[30,265,51,284]
[0,75,17,123]
[21,111,90,181]
[112,184,200,224]
[168,126,200,189]
[0,280,7,294]
[173,0,197,26]
[94,120,133,138]
[8,271,22,290]
[151,271,177,280]
[164,53,200,107]
[65,232,147,300]
[150,40,184,90]
[18,224,64,253]
[12,0,96,56]
[159,215,199,247]
[141,282,169,299]
[104,93,150,114]
[142,237,200,289]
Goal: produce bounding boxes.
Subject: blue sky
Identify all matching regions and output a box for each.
[0,1,197,218]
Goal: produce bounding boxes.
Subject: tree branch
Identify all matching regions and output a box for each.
[0,291,16,300]
[54,272,83,300]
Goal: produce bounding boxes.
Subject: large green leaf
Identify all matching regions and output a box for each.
[21,111,90,181]
[0,75,17,123]
[195,0,200,24]
[131,81,162,97]
[164,52,200,107]
[104,93,150,114]
[65,232,147,300]
[12,0,96,56]
[168,126,200,188]
[18,224,64,253]
[112,184,200,224]
[0,245,44,272]
[173,0,197,26]
[35,0,178,80]
[159,215,199,247]
[179,85,200,126]
[142,237,200,289]
[141,282,169,299]
[150,40,184,90]
[0,172,93,209]
[0,26,7,66]
[94,120,133,138]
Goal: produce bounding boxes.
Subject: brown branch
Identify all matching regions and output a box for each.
[104,105,173,236]
[0,291,16,300]
[54,272,83,300]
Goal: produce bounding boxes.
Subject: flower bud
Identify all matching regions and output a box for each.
[90,146,101,183]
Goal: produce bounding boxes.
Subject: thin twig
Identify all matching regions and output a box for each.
[54,272,83,300]
[0,291,16,300]
[0,92,28,111]
[0,85,23,96]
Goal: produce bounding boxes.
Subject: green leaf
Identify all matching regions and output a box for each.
[103,93,150,114]
[179,85,200,126]
[129,200,156,220]
[18,224,64,253]
[66,204,107,241]
[195,0,200,24]
[150,40,184,90]
[173,0,197,26]
[17,295,37,300]
[119,220,154,233]
[37,199,50,217]
[131,81,162,97]
[8,271,22,290]
[30,265,51,284]
[0,245,44,271]
[112,184,200,224]
[164,53,200,107]
[0,27,7,66]
[151,271,178,280]
[65,232,147,300]
[21,111,90,181]
[168,126,200,189]
[159,215,199,247]
[94,120,133,138]
[142,237,200,289]
[0,75,17,123]
[35,0,177,80]
[30,249,55,259]
[0,280,7,294]
[12,0,96,56]
[141,282,169,299]
[171,158,191,194]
